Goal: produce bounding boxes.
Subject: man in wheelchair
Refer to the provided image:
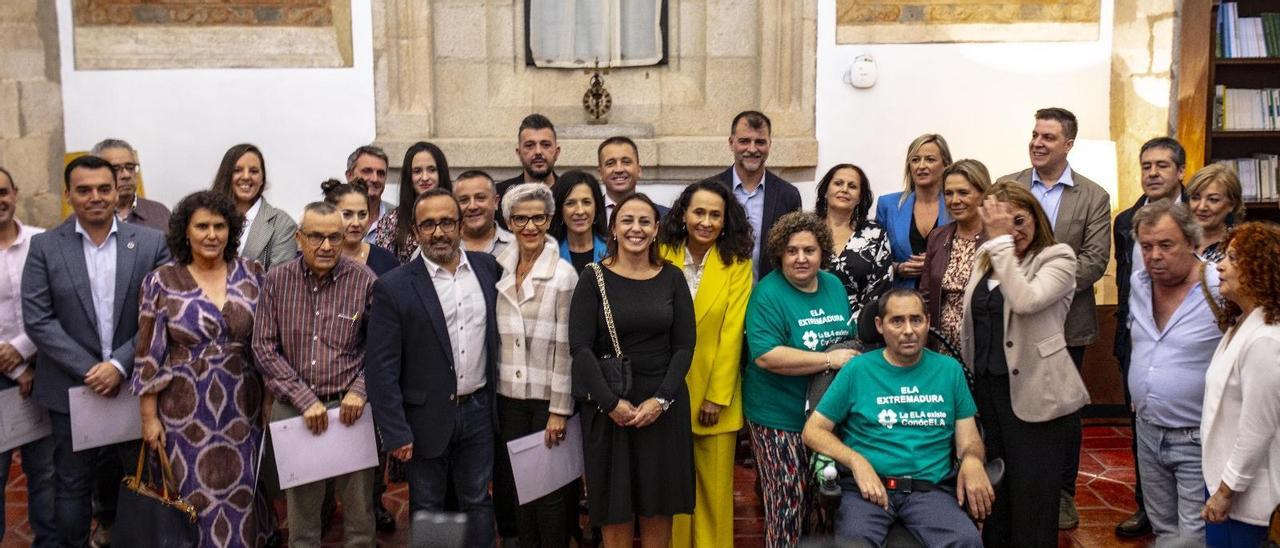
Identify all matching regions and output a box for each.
[802,289,993,547]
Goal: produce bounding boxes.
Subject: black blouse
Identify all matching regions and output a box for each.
[970,273,1008,377]
[909,210,933,256]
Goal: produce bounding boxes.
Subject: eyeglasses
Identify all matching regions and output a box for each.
[302,231,343,247]
[110,163,140,174]
[416,218,459,234]
[509,214,550,228]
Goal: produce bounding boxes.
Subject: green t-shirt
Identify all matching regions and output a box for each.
[743,270,852,432]
[814,348,977,483]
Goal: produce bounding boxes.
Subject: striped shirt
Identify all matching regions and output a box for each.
[252,256,375,411]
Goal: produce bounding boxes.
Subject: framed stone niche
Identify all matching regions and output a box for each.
[836,0,1100,44]
[372,0,819,184]
[71,0,354,70]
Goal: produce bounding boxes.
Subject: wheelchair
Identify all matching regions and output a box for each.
[807,300,1004,548]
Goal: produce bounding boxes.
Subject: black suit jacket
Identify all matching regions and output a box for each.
[715,167,802,279]
[1112,189,1186,370]
[366,251,501,459]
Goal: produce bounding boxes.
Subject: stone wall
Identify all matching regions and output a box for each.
[1110,0,1177,208]
[0,0,64,226]
[372,0,819,184]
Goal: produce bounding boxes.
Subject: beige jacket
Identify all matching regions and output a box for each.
[494,237,579,415]
[1001,168,1112,346]
[961,236,1090,422]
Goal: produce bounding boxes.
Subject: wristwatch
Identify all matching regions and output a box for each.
[655,398,673,412]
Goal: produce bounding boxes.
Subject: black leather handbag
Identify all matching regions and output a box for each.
[113,444,199,548]
[583,262,632,398]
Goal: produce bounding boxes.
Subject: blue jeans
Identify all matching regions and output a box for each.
[48,411,138,548]
[1,434,56,547]
[404,390,495,548]
[1135,418,1205,540]
[836,488,982,548]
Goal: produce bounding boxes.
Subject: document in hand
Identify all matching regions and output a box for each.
[269,404,378,490]
[0,387,52,453]
[68,386,142,451]
[505,414,584,505]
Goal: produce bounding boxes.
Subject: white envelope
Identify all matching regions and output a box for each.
[506,414,584,505]
[0,387,52,453]
[68,386,141,451]
[269,404,378,490]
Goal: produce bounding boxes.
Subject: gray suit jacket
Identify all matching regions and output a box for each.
[961,239,1089,422]
[21,219,170,413]
[241,199,298,272]
[1001,168,1112,346]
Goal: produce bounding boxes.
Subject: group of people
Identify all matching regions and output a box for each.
[0,105,1276,548]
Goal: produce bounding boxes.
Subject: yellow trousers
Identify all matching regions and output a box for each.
[672,431,737,548]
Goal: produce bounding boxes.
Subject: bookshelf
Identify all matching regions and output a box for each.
[1177,0,1280,223]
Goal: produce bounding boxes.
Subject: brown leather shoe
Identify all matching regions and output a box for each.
[1115,509,1151,538]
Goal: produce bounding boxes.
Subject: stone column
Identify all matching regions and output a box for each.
[0,0,65,226]
[373,0,436,145]
[1110,0,1177,207]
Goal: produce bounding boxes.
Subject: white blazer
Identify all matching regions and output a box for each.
[1201,307,1280,526]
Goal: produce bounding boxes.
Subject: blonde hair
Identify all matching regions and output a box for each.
[1185,163,1246,222]
[941,159,991,195]
[899,134,954,204]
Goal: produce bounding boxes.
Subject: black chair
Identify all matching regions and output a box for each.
[810,300,1003,548]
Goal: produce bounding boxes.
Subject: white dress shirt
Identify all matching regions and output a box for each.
[237,198,263,255]
[424,251,488,396]
[0,220,43,379]
[75,219,125,375]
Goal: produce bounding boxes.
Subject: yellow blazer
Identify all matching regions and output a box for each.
[660,244,752,436]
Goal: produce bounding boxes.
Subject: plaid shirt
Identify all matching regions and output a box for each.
[252,256,375,411]
[494,239,578,415]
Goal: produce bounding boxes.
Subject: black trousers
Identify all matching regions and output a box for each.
[974,373,1074,548]
[1061,346,1086,497]
[497,395,575,548]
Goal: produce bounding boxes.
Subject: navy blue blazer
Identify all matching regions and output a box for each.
[874,190,951,288]
[22,219,170,413]
[714,167,801,279]
[365,251,501,459]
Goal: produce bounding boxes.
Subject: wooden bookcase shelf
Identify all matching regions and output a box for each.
[1177,0,1280,223]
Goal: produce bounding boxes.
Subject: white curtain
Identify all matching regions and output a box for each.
[529,0,663,68]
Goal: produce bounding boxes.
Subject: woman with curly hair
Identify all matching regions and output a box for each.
[1200,222,1280,547]
[132,190,271,547]
[743,212,858,547]
[815,163,893,323]
[657,178,754,547]
[369,141,451,262]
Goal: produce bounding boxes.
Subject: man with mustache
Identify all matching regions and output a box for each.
[717,110,801,280]
[1110,136,1188,538]
[999,107,1112,530]
[91,139,170,233]
[367,189,501,547]
[253,201,379,547]
[22,155,170,548]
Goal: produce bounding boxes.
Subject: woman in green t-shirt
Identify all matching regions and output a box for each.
[743,212,858,547]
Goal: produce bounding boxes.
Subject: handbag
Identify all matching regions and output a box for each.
[582,262,632,398]
[112,444,200,548]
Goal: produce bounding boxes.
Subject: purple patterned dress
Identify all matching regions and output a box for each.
[131,258,270,548]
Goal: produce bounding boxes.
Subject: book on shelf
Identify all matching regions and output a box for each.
[1216,155,1280,202]
[1217,4,1279,58]
[1213,86,1280,130]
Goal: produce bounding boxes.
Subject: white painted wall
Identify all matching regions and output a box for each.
[814,0,1116,212]
[56,0,376,221]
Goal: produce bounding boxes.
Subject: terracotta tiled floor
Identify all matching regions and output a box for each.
[3,426,1153,547]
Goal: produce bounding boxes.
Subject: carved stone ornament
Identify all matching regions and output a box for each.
[582,65,612,125]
